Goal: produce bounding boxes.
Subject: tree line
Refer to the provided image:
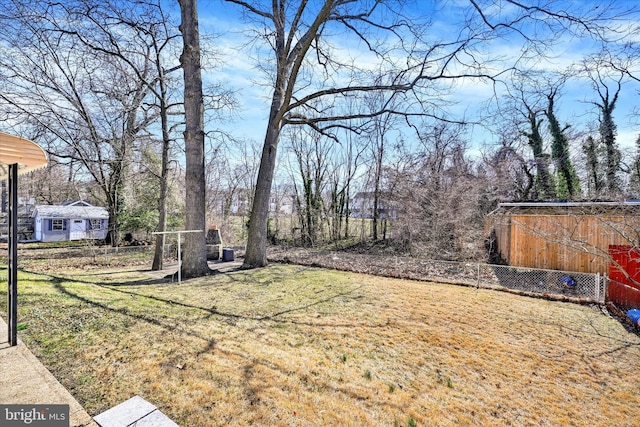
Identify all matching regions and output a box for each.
[1,0,639,276]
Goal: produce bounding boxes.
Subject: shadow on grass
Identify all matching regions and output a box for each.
[18,267,406,418]
[25,266,378,327]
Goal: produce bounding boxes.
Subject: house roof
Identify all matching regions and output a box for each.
[32,205,109,219]
[0,131,48,177]
[61,200,94,207]
[489,201,640,216]
[498,201,640,208]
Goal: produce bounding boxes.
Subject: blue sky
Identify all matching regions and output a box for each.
[196,0,640,156]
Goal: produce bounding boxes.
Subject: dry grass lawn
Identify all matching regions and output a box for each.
[2,252,640,426]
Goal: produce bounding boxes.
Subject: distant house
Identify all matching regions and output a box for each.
[270,193,296,216]
[351,192,397,219]
[220,187,296,216]
[32,200,109,242]
[229,189,252,216]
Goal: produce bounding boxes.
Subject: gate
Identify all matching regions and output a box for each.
[608,245,640,309]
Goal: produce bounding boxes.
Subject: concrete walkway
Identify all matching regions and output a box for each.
[0,318,97,427]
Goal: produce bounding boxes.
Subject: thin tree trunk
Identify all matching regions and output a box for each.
[372,144,384,241]
[344,194,350,239]
[152,57,172,270]
[152,133,170,270]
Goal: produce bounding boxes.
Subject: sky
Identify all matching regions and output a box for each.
[194,0,640,157]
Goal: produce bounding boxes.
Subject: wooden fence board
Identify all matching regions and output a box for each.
[489,213,640,274]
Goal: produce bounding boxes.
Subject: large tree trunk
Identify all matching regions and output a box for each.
[178,0,210,278]
[243,121,281,268]
[601,103,620,196]
[105,166,126,247]
[106,203,120,246]
[534,155,554,199]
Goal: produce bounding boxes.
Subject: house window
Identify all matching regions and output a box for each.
[52,219,66,231]
[90,219,103,230]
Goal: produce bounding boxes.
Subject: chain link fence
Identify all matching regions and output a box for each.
[267,247,606,304]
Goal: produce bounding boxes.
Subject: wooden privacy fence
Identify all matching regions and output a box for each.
[486,202,640,274]
[486,202,640,308]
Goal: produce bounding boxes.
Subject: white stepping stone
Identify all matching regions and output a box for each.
[94,396,178,427]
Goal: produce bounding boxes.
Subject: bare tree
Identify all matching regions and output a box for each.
[483,139,535,202]
[389,123,484,259]
[225,0,484,267]
[327,127,367,242]
[222,0,634,267]
[486,84,542,202]
[54,0,184,268]
[362,90,402,241]
[0,0,159,245]
[285,127,331,246]
[589,42,640,124]
[628,135,640,199]
[14,156,86,205]
[583,56,624,197]
[545,85,581,199]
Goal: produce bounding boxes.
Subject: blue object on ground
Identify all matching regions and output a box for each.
[627,309,640,324]
[222,247,235,262]
[561,276,577,287]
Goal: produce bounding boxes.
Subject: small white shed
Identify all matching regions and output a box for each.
[32,201,109,242]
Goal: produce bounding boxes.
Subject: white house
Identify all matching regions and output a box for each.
[351,192,397,219]
[32,200,109,242]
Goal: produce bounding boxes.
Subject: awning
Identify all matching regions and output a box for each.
[0,131,49,177]
[1,131,48,347]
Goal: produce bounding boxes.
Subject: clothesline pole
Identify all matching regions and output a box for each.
[151,230,202,284]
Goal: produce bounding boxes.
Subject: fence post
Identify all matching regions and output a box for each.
[595,273,600,303]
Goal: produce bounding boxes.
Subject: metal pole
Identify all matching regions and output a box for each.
[151,230,201,285]
[8,163,18,346]
[177,232,181,284]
